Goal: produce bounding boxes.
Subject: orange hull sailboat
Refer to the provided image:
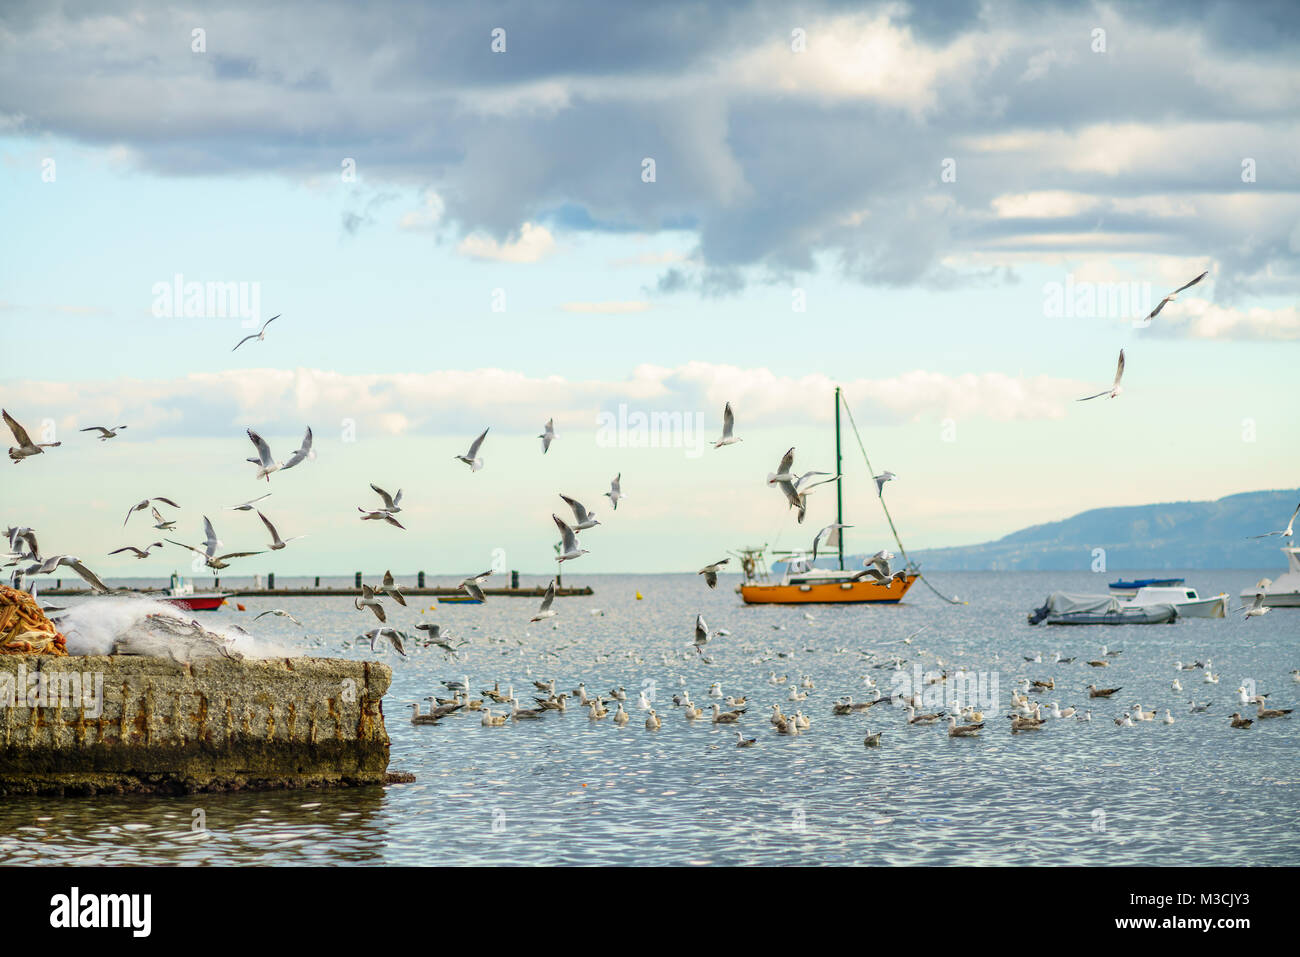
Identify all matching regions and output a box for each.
[737,386,917,606]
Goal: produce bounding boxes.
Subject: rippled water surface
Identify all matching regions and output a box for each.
[3,570,1297,865]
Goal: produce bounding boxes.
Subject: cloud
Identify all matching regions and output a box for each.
[0,363,1086,441]
[1142,300,1300,340]
[1,1,1297,298]
[456,222,556,262]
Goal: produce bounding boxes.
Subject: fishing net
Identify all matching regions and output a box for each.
[0,584,67,655]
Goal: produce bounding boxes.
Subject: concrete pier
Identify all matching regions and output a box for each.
[0,655,391,796]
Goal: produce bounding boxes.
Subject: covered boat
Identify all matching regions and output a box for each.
[1028,592,1178,626]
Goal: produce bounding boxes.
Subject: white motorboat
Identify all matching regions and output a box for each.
[1242,547,1300,608]
[1122,585,1227,619]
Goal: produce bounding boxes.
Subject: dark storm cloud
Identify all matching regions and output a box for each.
[1,0,1296,298]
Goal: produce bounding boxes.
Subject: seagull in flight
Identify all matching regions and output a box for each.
[80,425,127,441]
[369,484,402,514]
[553,514,589,562]
[225,493,272,512]
[380,569,407,606]
[698,558,730,589]
[559,494,599,531]
[358,508,405,529]
[1249,501,1299,539]
[873,471,895,496]
[124,497,181,527]
[4,409,61,463]
[604,473,624,510]
[354,584,387,622]
[1078,349,1125,401]
[713,402,741,448]
[458,570,492,603]
[1243,580,1271,620]
[811,523,852,562]
[166,516,263,570]
[768,449,808,522]
[108,542,165,559]
[257,511,305,551]
[1144,270,1208,322]
[361,627,407,658]
[245,429,281,481]
[530,580,558,622]
[281,427,314,471]
[455,428,489,471]
[231,314,280,352]
[20,554,111,593]
[149,507,176,530]
[254,609,304,626]
[539,419,555,454]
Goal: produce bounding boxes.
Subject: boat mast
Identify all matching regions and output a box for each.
[834,386,844,571]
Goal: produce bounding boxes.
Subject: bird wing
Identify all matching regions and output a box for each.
[231,333,259,352]
[1145,296,1172,321]
[2,410,32,447]
[165,539,203,556]
[283,427,313,469]
[1172,270,1208,296]
[776,447,795,475]
[553,514,578,551]
[1112,349,1125,390]
[721,402,734,437]
[247,429,274,467]
[260,313,280,334]
[467,428,488,458]
[80,426,110,436]
[202,516,220,550]
[559,494,588,523]
[370,484,396,509]
[464,581,485,602]
[152,497,181,509]
[214,551,263,561]
[538,580,556,612]
[1077,390,1108,402]
[108,546,142,557]
[66,559,110,593]
[256,510,282,544]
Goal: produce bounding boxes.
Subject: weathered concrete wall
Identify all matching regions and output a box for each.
[0,655,391,795]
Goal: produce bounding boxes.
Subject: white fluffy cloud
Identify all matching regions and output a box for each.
[0,363,1085,441]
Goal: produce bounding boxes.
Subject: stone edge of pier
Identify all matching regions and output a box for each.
[0,655,392,796]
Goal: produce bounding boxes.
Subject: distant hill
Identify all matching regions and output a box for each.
[802,490,1296,572]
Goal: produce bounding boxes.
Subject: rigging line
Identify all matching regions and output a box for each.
[837,392,967,606]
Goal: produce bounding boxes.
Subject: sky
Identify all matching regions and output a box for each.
[1,0,1297,576]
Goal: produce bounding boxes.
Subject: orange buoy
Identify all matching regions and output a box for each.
[236,603,245,611]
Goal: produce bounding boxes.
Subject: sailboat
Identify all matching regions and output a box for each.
[737,387,919,605]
